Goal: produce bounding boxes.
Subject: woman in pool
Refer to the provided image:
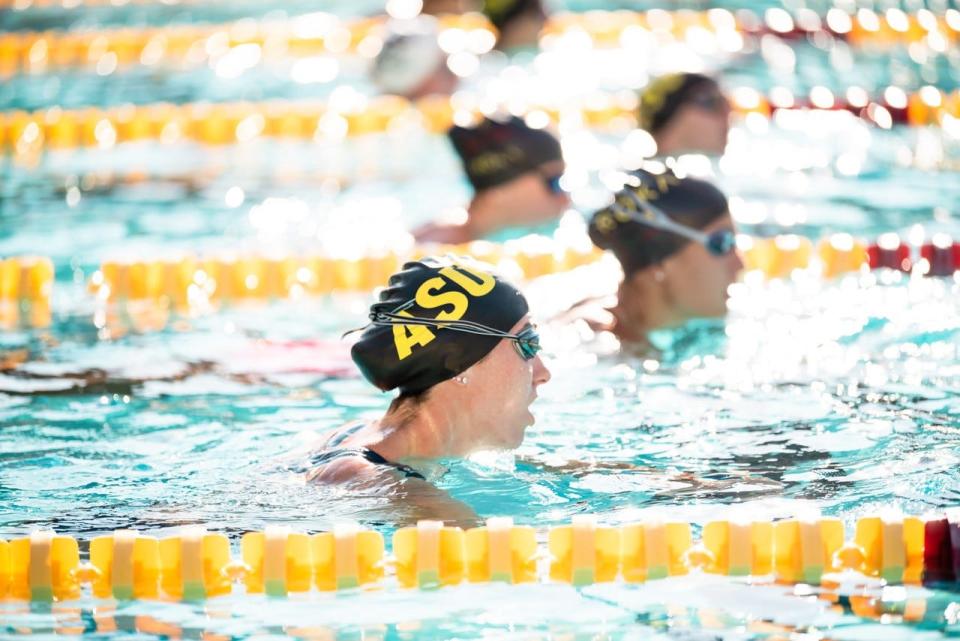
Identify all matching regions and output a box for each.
[639,73,731,157]
[307,256,551,522]
[577,168,743,347]
[414,115,570,244]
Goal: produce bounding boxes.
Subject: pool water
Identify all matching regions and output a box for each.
[3,1,960,639]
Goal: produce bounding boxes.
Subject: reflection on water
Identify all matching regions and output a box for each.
[1,274,957,537]
[1,578,957,640]
[1,271,958,641]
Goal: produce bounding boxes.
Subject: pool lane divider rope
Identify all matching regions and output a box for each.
[88,231,957,308]
[2,82,958,158]
[0,7,956,78]
[1,513,958,602]
[1,230,958,331]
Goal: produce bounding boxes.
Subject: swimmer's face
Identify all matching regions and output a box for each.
[493,159,570,225]
[664,89,731,156]
[661,214,743,319]
[456,316,551,450]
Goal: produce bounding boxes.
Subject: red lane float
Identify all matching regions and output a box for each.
[743,232,959,279]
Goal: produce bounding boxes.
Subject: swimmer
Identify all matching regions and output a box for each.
[414,115,570,244]
[639,73,731,157]
[369,17,458,100]
[482,0,548,53]
[575,168,743,347]
[307,256,551,524]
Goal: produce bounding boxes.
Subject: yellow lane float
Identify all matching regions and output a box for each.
[3,82,959,157]
[1,512,958,601]
[0,8,955,78]
[0,255,54,329]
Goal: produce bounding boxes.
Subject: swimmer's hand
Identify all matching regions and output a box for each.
[517,454,654,476]
[519,456,784,498]
[655,471,785,499]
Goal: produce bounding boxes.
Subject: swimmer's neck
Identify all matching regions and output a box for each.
[463,189,519,238]
[609,270,684,341]
[364,395,477,463]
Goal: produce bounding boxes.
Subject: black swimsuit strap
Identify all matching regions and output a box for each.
[310,423,425,481]
[360,448,426,480]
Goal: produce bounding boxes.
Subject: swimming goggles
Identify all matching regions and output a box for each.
[369,305,542,362]
[689,92,730,114]
[542,173,564,195]
[612,189,736,257]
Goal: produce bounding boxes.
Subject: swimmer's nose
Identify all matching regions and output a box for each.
[729,247,745,275]
[532,355,551,387]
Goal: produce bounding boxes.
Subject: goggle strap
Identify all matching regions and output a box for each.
[369,310,526,341]
[621,191,711,246]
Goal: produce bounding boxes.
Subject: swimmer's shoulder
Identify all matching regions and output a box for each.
[308,421,425,486]
[306,455,379,484]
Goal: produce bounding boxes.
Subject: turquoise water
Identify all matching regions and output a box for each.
[3,1,960,639]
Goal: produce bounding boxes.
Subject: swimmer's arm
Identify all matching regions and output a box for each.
[517,456,783,495]
[394,477,480,529]
[516,454,654,475]
[307,458,479,528]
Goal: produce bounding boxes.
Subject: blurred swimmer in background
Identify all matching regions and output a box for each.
[414,115,570,244]
[639,73,731,158]
[570,168,743,349]
[370,17,459,100]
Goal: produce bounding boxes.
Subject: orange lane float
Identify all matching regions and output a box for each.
[1,512,957,602]
[89,240,604,308]
[0,8,956,77]
[3,85,957,158]
[2,231,956,334]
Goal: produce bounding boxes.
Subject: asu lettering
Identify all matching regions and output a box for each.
[393,263,496,360]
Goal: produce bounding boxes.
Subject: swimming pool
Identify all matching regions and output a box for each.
[2,2,960,639]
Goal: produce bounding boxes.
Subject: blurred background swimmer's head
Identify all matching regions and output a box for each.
[370,17,457,100]
[482,0,548,51]
[448,115,569,224]
[639,73,731,157]
[448,115,561,192]
[589,169,742,319]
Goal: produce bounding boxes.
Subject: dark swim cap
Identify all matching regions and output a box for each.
[448,116,562,193]
[588,169,729,275]
[350,256,529,394]
[482,0,545,30]
[639,73,719,134]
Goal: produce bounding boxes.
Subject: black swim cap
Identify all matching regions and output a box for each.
[588,169,729,275]
[448,115,562,193]
[482,0,545,30]
[639,73,719,134]
[351,256,529,394]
